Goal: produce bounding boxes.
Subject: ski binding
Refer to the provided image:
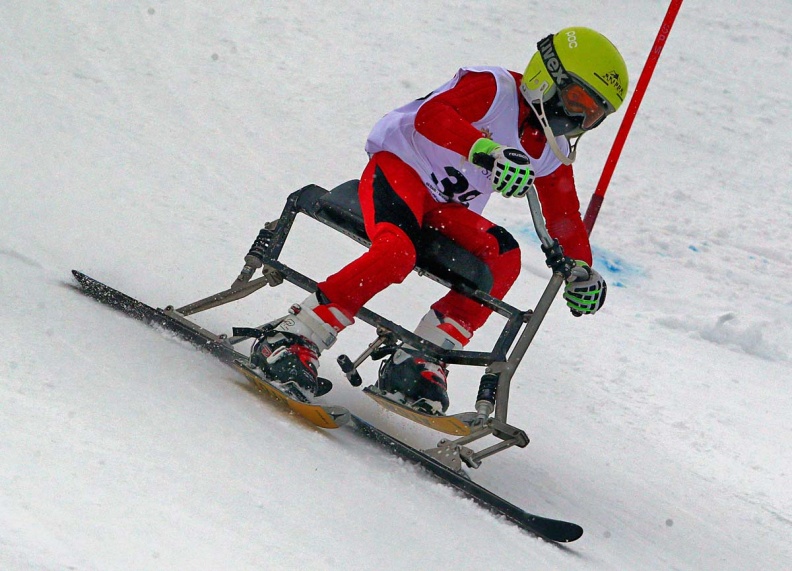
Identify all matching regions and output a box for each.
[362,385,477,436]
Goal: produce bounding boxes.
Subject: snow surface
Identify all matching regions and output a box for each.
[2,1,791,569]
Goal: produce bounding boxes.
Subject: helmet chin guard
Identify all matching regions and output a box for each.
[521,82,579,165]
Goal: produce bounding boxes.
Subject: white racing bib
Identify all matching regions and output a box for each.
[365,66,569,214]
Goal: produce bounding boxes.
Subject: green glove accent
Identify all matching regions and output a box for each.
[468,137,501,165]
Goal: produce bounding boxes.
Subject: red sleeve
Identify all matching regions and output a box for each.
[414,71,497,157]
[534,164,593,265]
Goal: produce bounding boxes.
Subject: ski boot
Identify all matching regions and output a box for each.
[375,310,471,415]
[251,329,326,397]
[377,347,450,414]
[251,292,353,399]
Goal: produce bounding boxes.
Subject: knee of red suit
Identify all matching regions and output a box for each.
[367,225,418,283]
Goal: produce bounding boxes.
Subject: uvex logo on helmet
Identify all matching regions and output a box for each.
[538,36,569,85]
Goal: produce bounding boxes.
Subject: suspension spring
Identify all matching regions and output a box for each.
[246,227,274,266]
[477,372,499,405]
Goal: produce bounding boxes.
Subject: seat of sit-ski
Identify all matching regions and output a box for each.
[300,180,494,294]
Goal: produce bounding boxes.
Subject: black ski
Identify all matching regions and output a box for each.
[351,415,583,543]
[71,270,583,542]
[70,271,350,428]
[71,270,241,364]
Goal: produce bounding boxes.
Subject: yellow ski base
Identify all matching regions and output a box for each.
[234,362,350,429]
[363,387,473,436]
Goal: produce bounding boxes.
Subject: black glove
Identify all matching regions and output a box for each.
[563,261,607,316]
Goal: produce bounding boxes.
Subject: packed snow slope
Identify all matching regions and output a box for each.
[2,1,791,569]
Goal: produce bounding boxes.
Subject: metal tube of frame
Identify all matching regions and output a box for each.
[494,273,564,422]
[493,186,564,422]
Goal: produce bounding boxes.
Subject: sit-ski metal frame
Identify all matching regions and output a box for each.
[164,180,572,472]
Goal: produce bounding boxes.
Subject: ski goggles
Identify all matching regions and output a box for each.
[537,34,612,131]
[557,82,609,130]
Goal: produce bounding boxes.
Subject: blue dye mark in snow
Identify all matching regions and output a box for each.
[689,245,699,252]
[592,248,643,288]
[512,224,643,288]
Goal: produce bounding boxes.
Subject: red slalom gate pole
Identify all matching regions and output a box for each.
[583,0,685,235]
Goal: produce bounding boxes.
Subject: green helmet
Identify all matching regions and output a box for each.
[520,27,629,162]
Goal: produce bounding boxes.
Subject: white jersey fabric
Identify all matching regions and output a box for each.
[365,66,569,214]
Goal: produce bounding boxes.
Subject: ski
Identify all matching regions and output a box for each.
[350,414,584,543]
[70,270,350,429]
[363,385,476,436]
[70,270,582,542]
